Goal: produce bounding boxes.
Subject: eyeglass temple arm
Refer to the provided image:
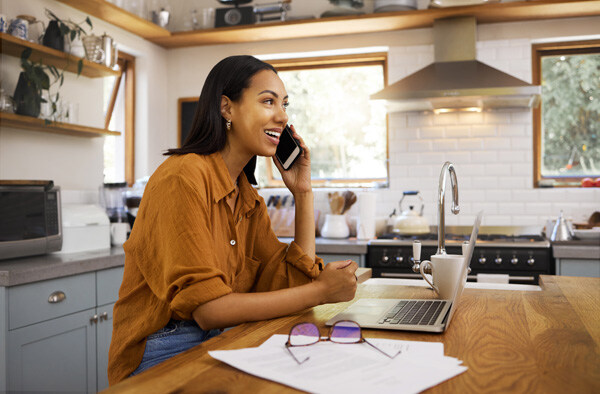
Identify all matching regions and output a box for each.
[363,338,401,359]
[285,344,309,365]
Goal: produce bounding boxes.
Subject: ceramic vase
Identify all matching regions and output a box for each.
[42,20,64,51]
[13,72,41,118]
[321,214,350,239]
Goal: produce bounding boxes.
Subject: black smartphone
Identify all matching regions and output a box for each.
[275,125,303,170]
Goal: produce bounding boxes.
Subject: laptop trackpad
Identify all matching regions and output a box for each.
[326,299,397,325]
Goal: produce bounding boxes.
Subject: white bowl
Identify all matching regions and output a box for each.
[573,228,600,240]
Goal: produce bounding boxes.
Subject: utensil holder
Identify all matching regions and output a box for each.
[321,214,350,239]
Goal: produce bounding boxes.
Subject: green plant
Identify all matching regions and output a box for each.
[45,8,93,43]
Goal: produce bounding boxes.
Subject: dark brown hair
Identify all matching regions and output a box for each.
[165,55,277,184]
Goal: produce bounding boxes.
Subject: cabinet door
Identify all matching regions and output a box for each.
[7,308,97,393]
[96,302,115,392]
[320,253,366,267]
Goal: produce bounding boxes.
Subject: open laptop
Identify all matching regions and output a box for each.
[326,212,483,333]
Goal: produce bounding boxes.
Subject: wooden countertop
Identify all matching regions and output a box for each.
[104,275,599,393]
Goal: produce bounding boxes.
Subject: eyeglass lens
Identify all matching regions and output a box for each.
[289,322,320,346]
[330,321,361,343]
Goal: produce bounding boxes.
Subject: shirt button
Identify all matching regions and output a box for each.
[230,240,236,246]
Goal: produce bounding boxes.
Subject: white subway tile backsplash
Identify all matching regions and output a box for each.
[471,151,498,163]
[483,137,512,150]
[433,113,459,126]
[497,176,527,189]
[458,138,484,150]
[460,165,486,176]
[524,202,553,216]
[511,137,532,149]
[408,113,433,127]
[498,124,526,136]
[461,190,486,202]
[511,189,540,202]
[407,165,434,177]
[511,163,531,176]
[483,112,511,124]
[445,126,471,138]
[420,151,447,164]
[499,150,527,163]
[512,215,542,226]
[445,151,471,164]
[471,125,497,137]
[408,140,433,152]
[510,111,533,124]
[539,189,568,202]
[485,189,512,202]
[471,202,498,215]
[498,202,526,215]
[393,152,420,165]
[420,127,444,139]
[497,45,525,60]
[457,112,484,124]
[485,215,513,225]
[432,139,457,151]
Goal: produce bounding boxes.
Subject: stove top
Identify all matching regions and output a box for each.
[370,232,550,248]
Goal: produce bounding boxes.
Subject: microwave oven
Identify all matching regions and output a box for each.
[0,180,62,260]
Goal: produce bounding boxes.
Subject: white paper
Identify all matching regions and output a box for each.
[209,335,467,394]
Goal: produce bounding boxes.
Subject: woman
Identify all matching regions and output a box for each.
[108,55,358,384]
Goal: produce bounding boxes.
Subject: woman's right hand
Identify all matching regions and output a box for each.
[314,260,358,304]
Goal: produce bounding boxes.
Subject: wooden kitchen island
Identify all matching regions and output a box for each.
[104,275,599,393]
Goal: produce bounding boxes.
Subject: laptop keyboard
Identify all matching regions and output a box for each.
[377,300,446,326]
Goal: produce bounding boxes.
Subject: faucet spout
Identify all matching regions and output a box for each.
[437,161,459,255]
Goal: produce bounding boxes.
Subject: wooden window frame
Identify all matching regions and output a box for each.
[264,52,389,188]
[104,51,136,186]
[532,40,600,188]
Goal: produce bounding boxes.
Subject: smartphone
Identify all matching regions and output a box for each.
[275,125,303,170]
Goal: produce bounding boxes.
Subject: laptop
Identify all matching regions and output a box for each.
[326,212,483,333]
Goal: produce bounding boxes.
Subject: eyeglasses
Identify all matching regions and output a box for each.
[285,320,401,364]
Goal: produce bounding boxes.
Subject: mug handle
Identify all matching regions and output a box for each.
[419,260,439,294]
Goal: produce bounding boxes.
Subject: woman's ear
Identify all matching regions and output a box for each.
[220,95,232,119]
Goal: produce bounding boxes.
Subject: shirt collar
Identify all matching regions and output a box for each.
[209,152,260,215]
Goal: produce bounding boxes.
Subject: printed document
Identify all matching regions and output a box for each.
[209,334,467,394]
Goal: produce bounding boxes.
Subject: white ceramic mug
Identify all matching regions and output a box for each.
[110,222,130,246]
[320,214,350,239]
[419,254,465,299]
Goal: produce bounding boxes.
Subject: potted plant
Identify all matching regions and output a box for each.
[13,48,68,120]
[42,8,92,53]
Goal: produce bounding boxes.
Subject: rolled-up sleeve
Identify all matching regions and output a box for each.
[249,201,323,292]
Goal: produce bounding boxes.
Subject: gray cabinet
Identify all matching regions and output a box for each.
[1,266,123,393]
[320,253,366,267]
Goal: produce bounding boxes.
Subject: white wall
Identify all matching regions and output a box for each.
[0,0,168,200]
[166,16,600,228]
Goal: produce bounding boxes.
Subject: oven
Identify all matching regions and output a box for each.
[367,228,553,284]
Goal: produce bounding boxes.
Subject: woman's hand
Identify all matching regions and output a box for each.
[273,125,312,195]
[314,260,358,304]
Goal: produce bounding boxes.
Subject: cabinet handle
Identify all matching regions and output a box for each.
[100,312,108,321]
[48,291,66,303]
[90,314,99,324]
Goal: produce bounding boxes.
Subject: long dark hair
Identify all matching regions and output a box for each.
[165,55,277,185]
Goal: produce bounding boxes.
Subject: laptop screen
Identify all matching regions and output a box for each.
[444,211,483,325]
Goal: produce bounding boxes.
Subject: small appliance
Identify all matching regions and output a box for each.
[0,180,62,260]
[215,0,255,28]
[54,204,110,254]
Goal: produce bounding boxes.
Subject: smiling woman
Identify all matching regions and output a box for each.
[107,55,359,385]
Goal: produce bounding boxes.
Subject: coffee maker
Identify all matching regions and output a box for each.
[215,0,255,27]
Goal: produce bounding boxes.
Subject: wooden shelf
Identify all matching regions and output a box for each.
[0,33,120,78]
[58,0,600,48]
[56,0,170,39]
[0,112,121,138]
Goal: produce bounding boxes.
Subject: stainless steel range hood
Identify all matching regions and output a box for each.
[371,16,541,113]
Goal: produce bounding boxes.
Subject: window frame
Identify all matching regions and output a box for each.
[104,51,136,186]
[532,39,600,188]
[263,52,390,188]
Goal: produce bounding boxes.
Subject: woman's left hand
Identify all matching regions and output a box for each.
[273,125,312,195]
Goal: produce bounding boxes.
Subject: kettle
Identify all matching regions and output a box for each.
[393,191,430,235]
[550,210,574,241]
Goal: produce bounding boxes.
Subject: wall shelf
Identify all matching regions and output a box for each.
[56,0,170,39]
[0,112,121,138]
[0,33,120,78]
[57,0,600,48]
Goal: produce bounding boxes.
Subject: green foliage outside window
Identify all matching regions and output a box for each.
[541,53,600,177]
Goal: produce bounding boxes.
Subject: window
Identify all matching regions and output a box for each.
[103,52,136,185]
[533,40,600,187]
[257,53,388,187]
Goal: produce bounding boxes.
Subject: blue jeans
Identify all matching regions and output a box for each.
[130,319,221,376]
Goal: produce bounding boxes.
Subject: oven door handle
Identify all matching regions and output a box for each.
[380,272,537,284]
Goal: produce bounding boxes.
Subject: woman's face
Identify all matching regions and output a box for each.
[226,69,289,159]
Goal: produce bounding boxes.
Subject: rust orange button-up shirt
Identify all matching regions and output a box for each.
[108,152,323,384]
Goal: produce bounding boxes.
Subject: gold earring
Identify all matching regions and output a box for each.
[226,119,231,131]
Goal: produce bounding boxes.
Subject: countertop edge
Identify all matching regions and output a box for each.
[552,244,600,259]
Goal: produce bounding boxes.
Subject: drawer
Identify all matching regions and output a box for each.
[8,273,96,330]
[96,266,124,306]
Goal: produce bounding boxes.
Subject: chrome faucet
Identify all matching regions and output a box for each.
[437,161,459,255]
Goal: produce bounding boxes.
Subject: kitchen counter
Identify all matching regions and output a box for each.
[104,275,599,393]
[553,240,600,259]
[0,247,125,287]
[278,237,369,255]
